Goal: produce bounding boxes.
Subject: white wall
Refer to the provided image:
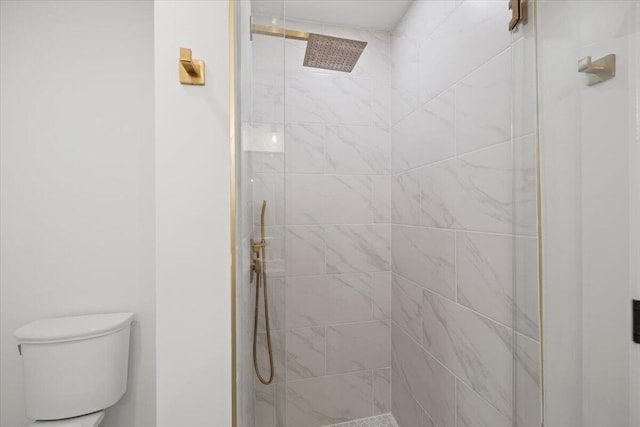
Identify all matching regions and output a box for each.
[154,1,232,426]
[0,1,156,427]
[538,1,639,425]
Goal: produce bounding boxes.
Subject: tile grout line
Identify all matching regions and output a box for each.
[454,230,459,304]
[454,378,458,427]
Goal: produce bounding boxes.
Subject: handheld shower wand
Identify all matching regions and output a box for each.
[251,200,274,385]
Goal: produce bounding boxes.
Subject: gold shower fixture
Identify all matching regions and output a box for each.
[251,200,274,385]
[250,19,367,73]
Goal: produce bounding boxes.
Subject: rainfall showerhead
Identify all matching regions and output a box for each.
[251,20,368,73]
[303,33,367,73]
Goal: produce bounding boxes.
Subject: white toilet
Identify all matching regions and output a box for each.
[14,313,134,427]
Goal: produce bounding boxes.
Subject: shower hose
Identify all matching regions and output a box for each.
[253,200,275,385]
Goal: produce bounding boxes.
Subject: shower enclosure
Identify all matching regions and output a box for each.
[232,1,639,426]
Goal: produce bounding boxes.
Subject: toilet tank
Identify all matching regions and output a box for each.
[15,313,134,421]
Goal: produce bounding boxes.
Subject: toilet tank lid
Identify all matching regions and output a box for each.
[15,313,134,344]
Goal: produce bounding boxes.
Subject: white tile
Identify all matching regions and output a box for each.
[392,273,423,344]
[514,236,539,340]
[252,151,285,174]
[326,125,390,175]
[285,73,331,124]
[391,367,423,427]
[391,1,461,124]
[326,413,398,427]
[371,79,391,128]
[392,225,455,300]
[253,173,285,227]
[420,142,513,233]
[322,175,373,224]
[392,88,455,173]
[287,174,374,225]
[286,174,325,225]
[326,320,391,374]
[287,327,326,380]
[285,226,326,276]
[326,224,391,274]
[390,32,420,125]
[372,271,392,320]
[513,135,538,236]
[511,35,536,139]
[394,1,463,46]
[457,380,511,427]
[422,290,513,418]
[422,410,438,427]
[253,81,285,124]
[418,0,511,103]
[255,382,277,427]
[373,368,392,415]
[286,371,373,427]
[286,274,372,328]
[456,49,511,154]
[252,28,285,76]
[322,76,373,126]
[515,333,541,427]
[256,274,286,333]
[456,232,514,327]
[285,123,325,174]
[418,160,458,229]
[373,175,392,223]
[392,323,455,427]
[392,170,421,226]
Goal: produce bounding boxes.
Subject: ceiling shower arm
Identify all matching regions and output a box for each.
[251,23,309,41]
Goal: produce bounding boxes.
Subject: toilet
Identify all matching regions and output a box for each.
[14,313,134,427]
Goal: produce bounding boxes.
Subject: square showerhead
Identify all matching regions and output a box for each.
[303,33,367,73]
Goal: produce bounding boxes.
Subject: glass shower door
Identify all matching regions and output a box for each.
[534,1,640,426]
[236,0,287,426]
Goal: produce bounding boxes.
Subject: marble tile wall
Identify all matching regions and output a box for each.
[250,16,393,427]
[390,1,541,427]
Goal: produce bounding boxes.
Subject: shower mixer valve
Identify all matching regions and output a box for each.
[251,238,265,254]
[250,239,263,283]
[250,236,267,285]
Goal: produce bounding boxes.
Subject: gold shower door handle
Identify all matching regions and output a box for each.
[509,0,522,31]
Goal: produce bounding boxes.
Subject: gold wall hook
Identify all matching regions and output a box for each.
[179,47,205,85]
[578,54,616,85]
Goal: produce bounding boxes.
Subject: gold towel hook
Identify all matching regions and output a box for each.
[578,54,616,86]
[179,47,205,85]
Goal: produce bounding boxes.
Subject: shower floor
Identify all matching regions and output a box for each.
[324,413,398,427]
